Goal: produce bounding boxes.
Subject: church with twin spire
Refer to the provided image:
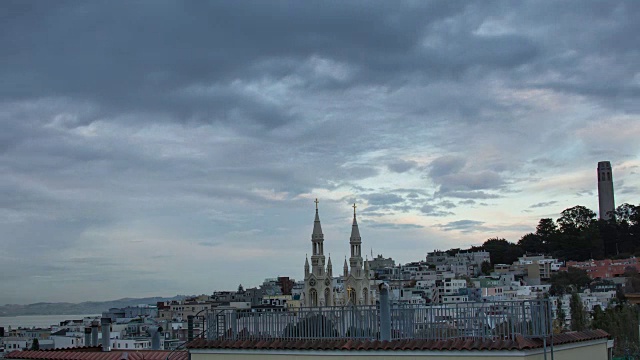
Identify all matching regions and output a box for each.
[303,199,373,307]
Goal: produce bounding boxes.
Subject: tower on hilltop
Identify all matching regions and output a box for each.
[597,161,615,220]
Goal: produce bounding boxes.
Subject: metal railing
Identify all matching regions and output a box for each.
[203,299,552,341]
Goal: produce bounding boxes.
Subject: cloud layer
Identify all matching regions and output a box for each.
[1,1,639,304]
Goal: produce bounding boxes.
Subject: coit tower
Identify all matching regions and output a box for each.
[597,161,615,220]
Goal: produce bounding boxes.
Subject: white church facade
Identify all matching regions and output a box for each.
[303,200,375,307]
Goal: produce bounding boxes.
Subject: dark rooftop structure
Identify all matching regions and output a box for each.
[6,350,187,360]
[187,329,609,352]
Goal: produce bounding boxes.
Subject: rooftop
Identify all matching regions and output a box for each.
[187,329,609,352]
[5,350,187,360]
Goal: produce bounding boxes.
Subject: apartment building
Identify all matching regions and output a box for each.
[564,257,640,279]
[426,250,490,277]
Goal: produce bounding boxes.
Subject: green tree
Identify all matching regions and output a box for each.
[598,219,619,257]
[481,260,492,275]
[591,303,639,356]
[549,267,591,296]
[31,339,39,351]
[569,292,587,331]
[613,203,640,255]
[554,298,566,333]
[446,248,461,256]
[555,206,599,260]
[482,238,523,265]
[624,267,640,293]
[615,203,640,225]
[557,205,596,234]
[517,233,544,254]
[536,218,558,253]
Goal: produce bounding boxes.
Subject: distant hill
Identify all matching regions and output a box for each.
[0,296,188,317]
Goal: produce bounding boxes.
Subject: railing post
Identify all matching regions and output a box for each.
[187,315,194,342]
[379,283,391,341]
[522,301,527,338]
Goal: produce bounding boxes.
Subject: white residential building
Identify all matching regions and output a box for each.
[111,338,163,350]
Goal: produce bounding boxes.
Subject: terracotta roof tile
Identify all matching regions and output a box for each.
[184,329,609,352]
[6,350,187,360]
[41,347,103,353]
[265,339,280,349]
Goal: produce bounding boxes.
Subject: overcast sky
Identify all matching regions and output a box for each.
[1,1,639,305]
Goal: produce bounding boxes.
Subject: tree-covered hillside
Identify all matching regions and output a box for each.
[445,203,640,265]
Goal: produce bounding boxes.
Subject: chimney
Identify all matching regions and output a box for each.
[100,317,111,352]
[91,320,99,347]
[84,327,92,347]
[148,326,163,350]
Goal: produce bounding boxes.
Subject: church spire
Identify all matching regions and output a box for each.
[350,203,361,242]
[304,255,310,275]
[310,198,326,275]
[343,257,348,277]
[312,198,324,240]
[348,202,363,276]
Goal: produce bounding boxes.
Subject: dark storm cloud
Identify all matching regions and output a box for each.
[512,2,638,111]
[435,190,501,200]
[576,190,595,197]
[442,171,504,191]
[2,1,638,120]
[0,0,548,134]
[436,220,486,232]
[619,186,639,195]
[427,155,506,199]
[387,159,419,173]
[439,201,457,209]
[420,204,454,217]
[0,1,469,121]
[419,200,457,217]
[365,193,404,206]
[529,201,558,208]
[359,187,460,217]
[198,241,221,248]
[428,156,467,179]
[368,222,424,230]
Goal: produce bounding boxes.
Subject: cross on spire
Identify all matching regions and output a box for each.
[352,202,357,216]
[315,198,319,210]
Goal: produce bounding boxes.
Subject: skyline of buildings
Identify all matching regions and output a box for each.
[0,160,633,308]
[1,247,632,353]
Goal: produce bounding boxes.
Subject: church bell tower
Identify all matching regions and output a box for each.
[304,199,333,306]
